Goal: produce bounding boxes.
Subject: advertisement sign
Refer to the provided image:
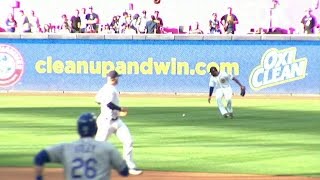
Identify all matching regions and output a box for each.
[0,38,318,94]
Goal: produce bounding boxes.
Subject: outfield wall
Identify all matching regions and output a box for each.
[0,34,319,95]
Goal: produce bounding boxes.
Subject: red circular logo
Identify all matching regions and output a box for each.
[0,44,24,88]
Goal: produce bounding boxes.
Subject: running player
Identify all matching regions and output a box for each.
[95,70,142,175]
[34,112,129,180]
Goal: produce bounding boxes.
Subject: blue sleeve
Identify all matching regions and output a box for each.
[34,149,50,166]
[119,164,129,176]
[107,102,121,111]
[209,87,214,97]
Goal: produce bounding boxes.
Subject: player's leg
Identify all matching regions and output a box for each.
[215,88,228,117]
[95,115,114,141]
[224,87,233,118]
[114,119,142,175]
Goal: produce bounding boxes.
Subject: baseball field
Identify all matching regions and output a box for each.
[0,94,320,180]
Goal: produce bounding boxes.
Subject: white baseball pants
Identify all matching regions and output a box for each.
[215,87,233,115]
[95,116,137,169]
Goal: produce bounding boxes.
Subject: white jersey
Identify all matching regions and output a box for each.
[95,84,120,119]
[209,71,234,89]
[45,137,126,180]
[138,16,148,32]
[80,13,87,29]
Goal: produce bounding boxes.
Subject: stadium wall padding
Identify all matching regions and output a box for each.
[0,34,319,94]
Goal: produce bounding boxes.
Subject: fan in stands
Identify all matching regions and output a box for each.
[154,0,161,4]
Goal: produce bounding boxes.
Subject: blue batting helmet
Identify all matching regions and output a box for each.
[77,113,98,137]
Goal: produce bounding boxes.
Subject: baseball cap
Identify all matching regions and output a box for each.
[107,70,121,78]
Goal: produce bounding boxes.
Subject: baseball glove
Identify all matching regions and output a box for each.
[240,86,246,97]
[119,111,128,117]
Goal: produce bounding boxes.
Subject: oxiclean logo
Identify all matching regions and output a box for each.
[249,47,308,91]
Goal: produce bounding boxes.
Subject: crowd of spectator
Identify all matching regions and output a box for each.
[1,6,167,34]
[1,0,320,35]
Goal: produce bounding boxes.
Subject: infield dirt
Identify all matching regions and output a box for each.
[1,168,320,180]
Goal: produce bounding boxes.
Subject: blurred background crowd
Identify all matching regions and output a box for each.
[0,0,320,35]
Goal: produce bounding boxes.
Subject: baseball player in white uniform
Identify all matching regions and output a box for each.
[94,70,142,175]
[208,66,245,118]
[34,112,129,180]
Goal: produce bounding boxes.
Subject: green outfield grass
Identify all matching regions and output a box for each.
[0,95,319,176]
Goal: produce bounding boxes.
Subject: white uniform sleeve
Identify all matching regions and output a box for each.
[95,87,104,103]
[45,143,66,163]
[221,71,233,81]
[109,145,127,172]
[95,86,114,104]
[209,76,215,87]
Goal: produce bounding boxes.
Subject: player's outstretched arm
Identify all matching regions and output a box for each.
[232,77,245,89]
[232,77,246,96]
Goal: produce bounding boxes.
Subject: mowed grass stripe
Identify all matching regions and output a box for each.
[0,95,319,176]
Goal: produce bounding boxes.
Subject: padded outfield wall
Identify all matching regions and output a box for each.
[0,34,319,95]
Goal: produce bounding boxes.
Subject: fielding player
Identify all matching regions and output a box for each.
[95,70,142,175]
[208,66,245,118]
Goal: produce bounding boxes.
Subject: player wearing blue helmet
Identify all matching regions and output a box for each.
[34,112,129,180]
[77,113,98,137]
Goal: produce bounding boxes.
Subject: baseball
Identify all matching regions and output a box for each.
[182,113,185,117]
